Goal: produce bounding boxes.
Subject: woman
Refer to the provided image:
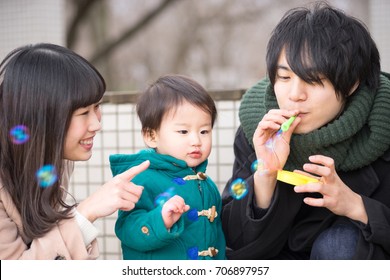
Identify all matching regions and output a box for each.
[0,43,149,259]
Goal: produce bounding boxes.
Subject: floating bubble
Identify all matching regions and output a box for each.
[251,159,268,175]
[265,138,274,150]
[9,125,30,144]
[251,160,259,172]
[36,165,58,188]
[187,208,198,222]
[173,177,186,185]
[229,178,248,200]
[276,129,283,137]
[187,246,198,260]
[154,187,175,207]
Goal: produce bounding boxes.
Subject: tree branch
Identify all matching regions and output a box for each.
[90,0,181,64]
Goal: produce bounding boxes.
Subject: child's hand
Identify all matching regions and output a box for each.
[161,195,190,230]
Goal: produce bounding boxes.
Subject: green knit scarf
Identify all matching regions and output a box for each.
[239,73,390,172]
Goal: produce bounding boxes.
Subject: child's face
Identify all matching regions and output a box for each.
[64,102,102,161]
[148,101,212,167]
[274,49,345,134]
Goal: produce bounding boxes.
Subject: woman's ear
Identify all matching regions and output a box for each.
[143,129,158,148]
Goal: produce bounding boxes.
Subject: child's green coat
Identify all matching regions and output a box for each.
[109,149,226,260]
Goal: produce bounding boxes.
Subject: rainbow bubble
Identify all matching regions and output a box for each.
[187,208,198,222]
[173,178,186,185]
[265,138,273,150]
[251,160,258,172]
[36,165,58,188]
[154,187,175,207]
[9,125,30,144]
[229,178,248,200]
[251,159,268,175]
[187,246,198,260]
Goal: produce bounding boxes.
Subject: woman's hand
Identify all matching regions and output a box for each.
[294,155,368,224]
[161,195,190,230]
[77,160,150,223]
[253,109,299,172]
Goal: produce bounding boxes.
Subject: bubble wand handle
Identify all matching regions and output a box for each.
[280,116,297,132]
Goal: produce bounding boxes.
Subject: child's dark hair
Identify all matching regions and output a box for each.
[136,74,217,135]
[266,2,380,100]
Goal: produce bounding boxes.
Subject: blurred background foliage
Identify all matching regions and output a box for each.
[64,0,370,91]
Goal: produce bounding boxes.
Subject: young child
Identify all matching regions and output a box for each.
[110,74,226,260]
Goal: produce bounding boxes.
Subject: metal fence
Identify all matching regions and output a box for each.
[68,89,245,259]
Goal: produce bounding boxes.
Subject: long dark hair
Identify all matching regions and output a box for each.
[0,43,105,240]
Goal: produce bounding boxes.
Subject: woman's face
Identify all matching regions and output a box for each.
[274,49,345,134]
[64,102,102,161]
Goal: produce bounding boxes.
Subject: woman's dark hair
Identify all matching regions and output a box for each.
[0,43,105,240]
[266,2,380,100]
[136,74,217,136]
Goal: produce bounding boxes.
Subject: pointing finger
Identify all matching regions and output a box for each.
[116,160,150,181]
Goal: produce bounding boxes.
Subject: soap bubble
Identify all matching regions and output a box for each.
[251,159,268,175]
[187,246,198,260]
[187,208,198,222]
[265,138,274,150]
[9,125,30,144]
[173,177,186,185]
[229,178,248,200]
[36,165,58,188]
[154,187,175,207]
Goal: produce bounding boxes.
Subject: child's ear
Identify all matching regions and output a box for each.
[143,129,158,148]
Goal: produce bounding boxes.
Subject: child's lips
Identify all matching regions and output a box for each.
[189,151,202,159]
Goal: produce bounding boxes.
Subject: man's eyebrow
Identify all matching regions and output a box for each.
[276,65,291,71]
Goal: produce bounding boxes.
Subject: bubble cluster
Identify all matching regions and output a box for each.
[36,165,58,188]
[229,178,248,200]
[9,125,30,144]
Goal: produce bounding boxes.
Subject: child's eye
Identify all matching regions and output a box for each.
[177,130,188,134]
[200,130,209,135]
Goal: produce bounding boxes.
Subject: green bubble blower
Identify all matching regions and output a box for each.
[280,116,297,132]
